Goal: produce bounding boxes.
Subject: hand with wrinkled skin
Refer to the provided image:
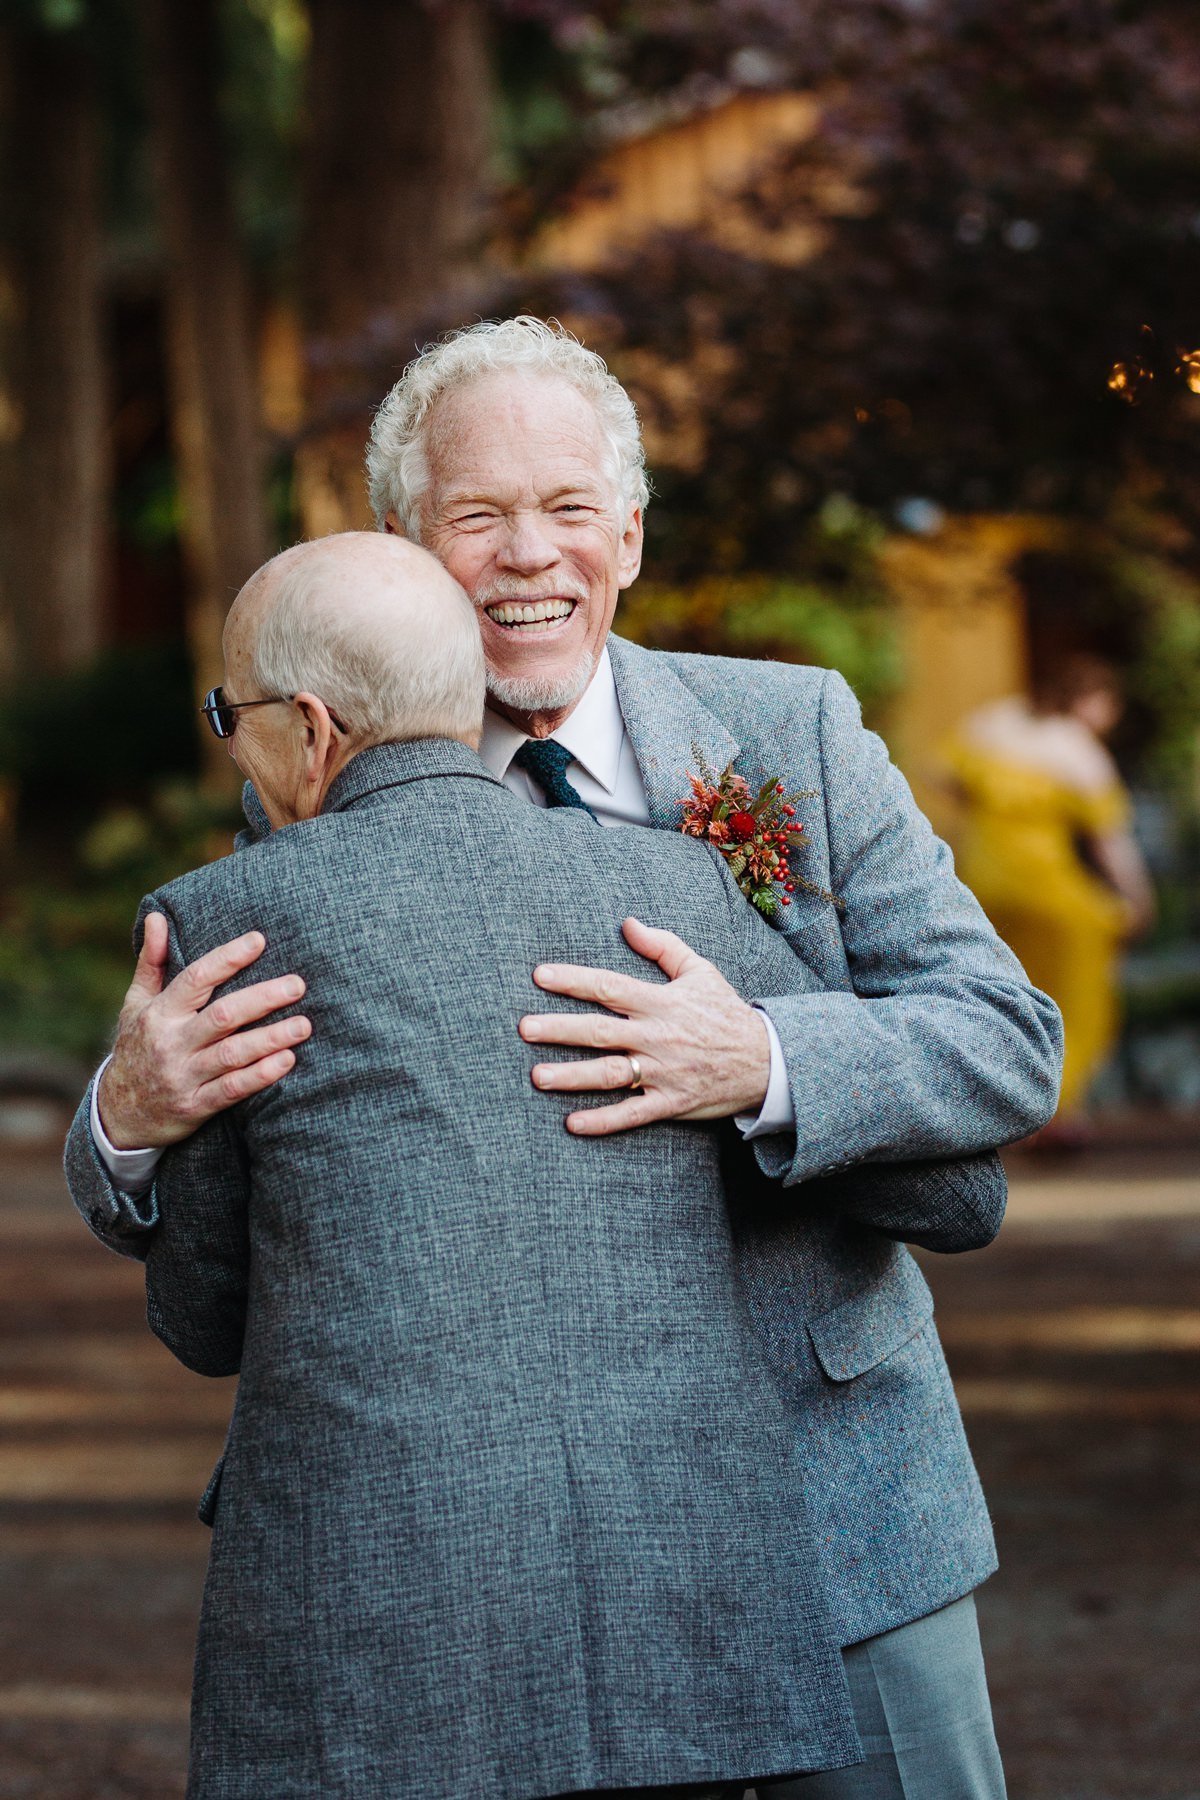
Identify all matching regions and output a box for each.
[520,916,771,1137]
[96,913,311,1150]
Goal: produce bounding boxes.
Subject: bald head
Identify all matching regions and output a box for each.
[226,532,486,751]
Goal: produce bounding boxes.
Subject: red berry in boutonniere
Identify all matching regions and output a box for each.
[677,751,841,917]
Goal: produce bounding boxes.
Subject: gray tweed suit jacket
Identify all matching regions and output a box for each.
[100,739,871,1800]
[601,637,1063,1643]
[64,638,1063,1664]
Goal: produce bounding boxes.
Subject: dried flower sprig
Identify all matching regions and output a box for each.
[678,752,840,915]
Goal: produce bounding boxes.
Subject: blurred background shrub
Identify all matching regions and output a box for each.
[0,775,242,1062]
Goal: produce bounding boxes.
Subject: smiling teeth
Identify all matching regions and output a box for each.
[485,599,576,627]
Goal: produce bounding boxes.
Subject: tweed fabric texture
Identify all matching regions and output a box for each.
[599,638,1060,1644]
[132,741,863,1799]
[603,636,1062,1184]
[63,638,1063,1656]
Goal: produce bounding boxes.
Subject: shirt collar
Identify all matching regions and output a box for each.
[478,646,625,795]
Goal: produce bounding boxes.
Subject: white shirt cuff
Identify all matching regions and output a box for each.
[735,1009,796,1140]
[90,1055,163,1196]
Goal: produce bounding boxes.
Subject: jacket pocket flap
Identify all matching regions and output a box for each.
[807,1256,934,1381]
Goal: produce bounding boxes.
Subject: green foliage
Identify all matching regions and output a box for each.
[617,572,902,720]
[3,0,95,32]
[0,782,243,1061]
[112,453,183,550]
[221,0,308,259]
[516,0,1200,568]
[0,905,132,1064]
[614,497,902,720]
[0,640,198,819]
[1014,536,1200,804]
[1112,551,1200,800]
[37,0,87,29]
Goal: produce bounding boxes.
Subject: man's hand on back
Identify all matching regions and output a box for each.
[96,913,311,1150]
[519,917,770,1136]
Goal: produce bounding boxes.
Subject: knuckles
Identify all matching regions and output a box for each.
[179,963,212,1000]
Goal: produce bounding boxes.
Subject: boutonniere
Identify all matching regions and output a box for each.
[678,753,840,916]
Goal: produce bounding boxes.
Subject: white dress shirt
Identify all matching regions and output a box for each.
[91,647,794,1194]
[91,1058,161,1194]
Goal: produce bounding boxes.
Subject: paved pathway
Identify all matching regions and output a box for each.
[1,1141,1197,1798]
[928,1149,1200,1800]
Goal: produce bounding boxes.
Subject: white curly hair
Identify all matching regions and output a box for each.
[365,315,650,538]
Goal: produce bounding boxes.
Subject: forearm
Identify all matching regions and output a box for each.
[735,1010,795,1138]
[803,1149,1008,1254]
[752,974,1062,1186]
[1088,829,1155,930]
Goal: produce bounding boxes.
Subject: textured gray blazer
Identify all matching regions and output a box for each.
[65,639,1062,1658]
[600,638,1063,1643]
[112,740,870,1800]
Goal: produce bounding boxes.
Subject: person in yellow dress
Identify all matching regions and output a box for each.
[945,655,1155,1141]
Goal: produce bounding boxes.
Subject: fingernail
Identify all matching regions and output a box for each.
[285,978,305,998]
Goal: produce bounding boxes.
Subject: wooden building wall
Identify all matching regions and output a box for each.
[532,90,823,271]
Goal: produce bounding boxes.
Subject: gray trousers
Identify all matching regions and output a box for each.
[562,1788,739,1798]
[565,1790,740,1798]
[561,1594,1005,1800]
[757,1594,1007,1799]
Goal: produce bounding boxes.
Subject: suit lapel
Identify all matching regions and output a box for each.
[607,633,740,829]
[607,633,840,987]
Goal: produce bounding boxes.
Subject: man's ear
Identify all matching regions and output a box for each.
[384,510,403,537]
[617,506,644,590]
[293,693,341,792]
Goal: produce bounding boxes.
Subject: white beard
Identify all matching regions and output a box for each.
[486,650,596,716]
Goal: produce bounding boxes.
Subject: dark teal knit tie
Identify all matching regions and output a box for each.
[512,738,598,819]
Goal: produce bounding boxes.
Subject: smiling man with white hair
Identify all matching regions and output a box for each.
[366,316,649,723]
[69,319,1062,1800]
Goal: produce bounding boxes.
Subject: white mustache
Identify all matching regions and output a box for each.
[474,578,588,608]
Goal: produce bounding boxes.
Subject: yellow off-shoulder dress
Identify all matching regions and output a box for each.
[945,725,1132,1114]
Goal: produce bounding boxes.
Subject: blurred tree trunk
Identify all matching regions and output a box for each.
[297,0,491,535]
[138,0,269,744]
[0,24,106,684]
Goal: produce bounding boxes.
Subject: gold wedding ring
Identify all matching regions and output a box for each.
[626,1055,643,1091]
